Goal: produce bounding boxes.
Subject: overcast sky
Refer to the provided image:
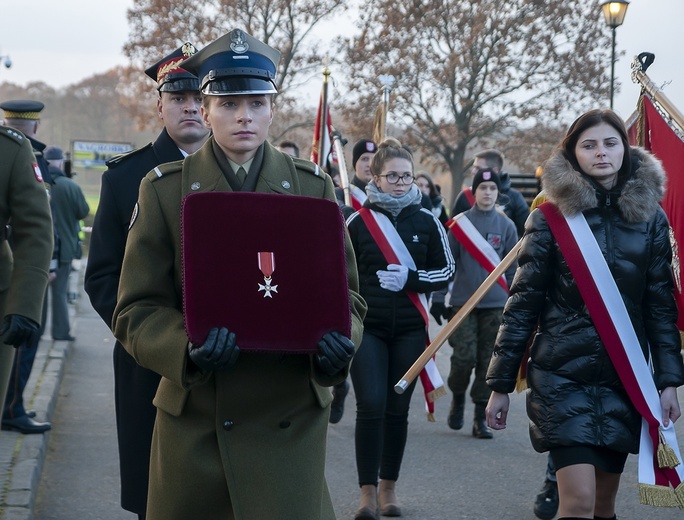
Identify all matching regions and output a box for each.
[1,0,682,122]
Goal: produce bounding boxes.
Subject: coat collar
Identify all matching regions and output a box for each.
[180,138,300,196]
[542,146,666,223]
[152,127,185,164]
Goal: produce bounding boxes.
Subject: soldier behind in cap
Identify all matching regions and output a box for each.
[84,42,209,519]
[1,100,60,435]
[0,125,53,434]
[112,29,365,520]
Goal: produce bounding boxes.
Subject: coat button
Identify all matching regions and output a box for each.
[279,420,291,429]
[223,420,234,431]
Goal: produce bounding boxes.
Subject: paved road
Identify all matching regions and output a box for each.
[30,287,683,519]
[33,292,126,520]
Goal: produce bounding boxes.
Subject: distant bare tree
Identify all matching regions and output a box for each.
[0,71,153,152]
[342,0,612,205]
[124,0,347,129]
[497,123,567,175]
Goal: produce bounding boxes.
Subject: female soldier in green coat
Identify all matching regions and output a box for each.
[113,30,365,520]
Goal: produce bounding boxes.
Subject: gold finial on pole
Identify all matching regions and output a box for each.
[631,53,684,138]
[317,62,332,170]
[373,74,395,143]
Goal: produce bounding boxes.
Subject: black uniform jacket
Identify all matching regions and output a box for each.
[84,127,184,515]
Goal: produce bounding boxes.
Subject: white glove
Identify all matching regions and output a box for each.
[377,264,409,292]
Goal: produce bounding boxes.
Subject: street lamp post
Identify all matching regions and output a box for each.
[600,0,630,109]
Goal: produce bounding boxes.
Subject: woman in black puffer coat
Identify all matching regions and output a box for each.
[485,109,684,520]
[346,138,454,519]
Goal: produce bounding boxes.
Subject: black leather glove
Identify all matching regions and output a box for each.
[0,314,39,347]
[314,331,355,376]
[188,327,240,372]
[430,302,449,325]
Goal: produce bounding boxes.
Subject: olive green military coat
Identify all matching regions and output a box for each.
[0,127,53,324]
[0,127,53,408]
[113,139,365,520]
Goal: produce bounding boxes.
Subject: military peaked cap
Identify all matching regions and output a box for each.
[182,29,280,96]
[144,42,200,92]
[0,99,44,120]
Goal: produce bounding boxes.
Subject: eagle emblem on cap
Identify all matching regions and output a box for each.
[181,42,197,57]
[230,29,249,54]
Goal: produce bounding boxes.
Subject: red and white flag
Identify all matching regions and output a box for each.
[310,91,335,169]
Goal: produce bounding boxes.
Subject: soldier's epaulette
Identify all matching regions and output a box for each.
[145,159,183,182]
[292,157,325,179]
[105,142,153,167]
[0,126,26,145]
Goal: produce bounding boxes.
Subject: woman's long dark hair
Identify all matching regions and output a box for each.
[561,109,632,181]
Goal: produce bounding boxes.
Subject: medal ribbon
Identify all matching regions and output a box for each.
[258,252,275,277]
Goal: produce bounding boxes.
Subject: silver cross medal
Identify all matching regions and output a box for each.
[258,277,278,298]
[257,252,278,298]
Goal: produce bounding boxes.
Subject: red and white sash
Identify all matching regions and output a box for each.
[446,214,509,293]
[539,202,684,507]
[358,208,446,421]
[349,185,367,211]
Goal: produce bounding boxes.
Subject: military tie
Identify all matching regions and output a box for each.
[236,166,247,186]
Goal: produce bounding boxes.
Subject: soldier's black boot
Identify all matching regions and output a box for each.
[329,379,349,424]
[472,403,493,439]
[447,394,465,430]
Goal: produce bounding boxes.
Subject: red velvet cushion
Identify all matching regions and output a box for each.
[181,192,351,353]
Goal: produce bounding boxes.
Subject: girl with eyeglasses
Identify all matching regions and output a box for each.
[345,137,455,519]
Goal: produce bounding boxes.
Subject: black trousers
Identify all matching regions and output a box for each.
[3,291,46,419]
[350,328,425,486]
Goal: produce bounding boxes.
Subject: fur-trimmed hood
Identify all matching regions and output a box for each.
[542,147,666,223]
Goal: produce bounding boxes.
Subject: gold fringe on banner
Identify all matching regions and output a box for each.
[635,93,646,148]
[657,431,681,469]
[426,386,447,403]
[676,481,684,508]
[638,483,681,508]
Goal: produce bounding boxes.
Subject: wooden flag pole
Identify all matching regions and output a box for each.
[394,239,522,394]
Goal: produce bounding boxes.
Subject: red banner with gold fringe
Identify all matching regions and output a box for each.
[629,94,684,329]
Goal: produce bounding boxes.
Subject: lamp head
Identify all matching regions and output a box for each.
[600,0,630,28]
